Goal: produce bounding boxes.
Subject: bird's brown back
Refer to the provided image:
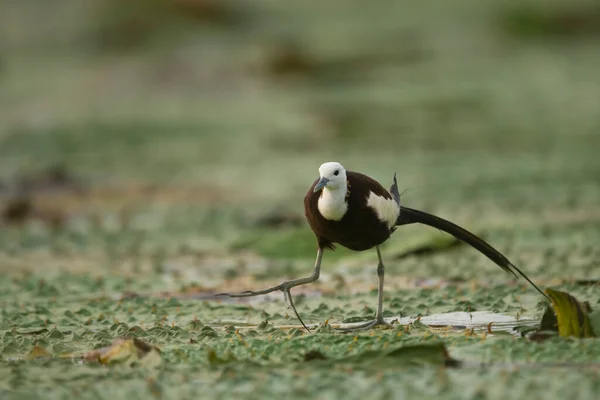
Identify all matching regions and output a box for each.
[304,171,395,251]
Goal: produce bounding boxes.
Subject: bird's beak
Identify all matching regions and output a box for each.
[313,177,330,193]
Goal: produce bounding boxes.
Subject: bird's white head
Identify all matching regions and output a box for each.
[313,162,347,193]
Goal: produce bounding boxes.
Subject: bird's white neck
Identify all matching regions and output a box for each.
[317,185,348,221]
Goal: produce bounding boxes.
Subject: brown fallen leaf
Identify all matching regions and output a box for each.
[83,337,162,366]
[2,196,33,224]
[26,345,52,360]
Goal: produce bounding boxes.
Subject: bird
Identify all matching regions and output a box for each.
[219,162,547,332]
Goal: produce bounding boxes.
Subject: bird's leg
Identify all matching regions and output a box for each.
[336,246,395,332]
[374,246,386,322]
[217,248,323,332]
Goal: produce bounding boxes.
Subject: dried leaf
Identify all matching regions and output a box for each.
[26,345,51,360]
[545,288,595,338]
[83,338,162,366]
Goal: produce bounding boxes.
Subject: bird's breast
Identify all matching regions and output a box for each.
[317,190,348,221]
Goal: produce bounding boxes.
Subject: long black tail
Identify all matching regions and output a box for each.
[396,206,548,299]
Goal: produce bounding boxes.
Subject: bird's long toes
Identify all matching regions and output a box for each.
[230,291,257,297]
[214,291,251,298]
[335,319,395,332]
[215,292,243,297]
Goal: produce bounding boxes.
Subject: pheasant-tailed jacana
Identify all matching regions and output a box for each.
[220,162,546,331]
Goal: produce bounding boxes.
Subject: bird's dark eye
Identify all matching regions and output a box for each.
[334,170,339,176]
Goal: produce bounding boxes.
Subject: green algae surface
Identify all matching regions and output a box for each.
[2,0,600,398]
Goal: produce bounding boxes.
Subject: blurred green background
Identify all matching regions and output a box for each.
[1,0,600,398]
[1,0,598,284]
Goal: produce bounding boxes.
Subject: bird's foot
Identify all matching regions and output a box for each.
[335,317,396,332]
[217,283,283,299]
[216,282,312,332]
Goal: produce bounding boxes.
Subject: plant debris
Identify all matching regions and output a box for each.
[83,338,162,366]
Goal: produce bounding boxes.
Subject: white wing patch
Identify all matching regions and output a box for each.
[366,191,400,229]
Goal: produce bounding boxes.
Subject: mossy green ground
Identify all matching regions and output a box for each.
[1,0,600,398]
